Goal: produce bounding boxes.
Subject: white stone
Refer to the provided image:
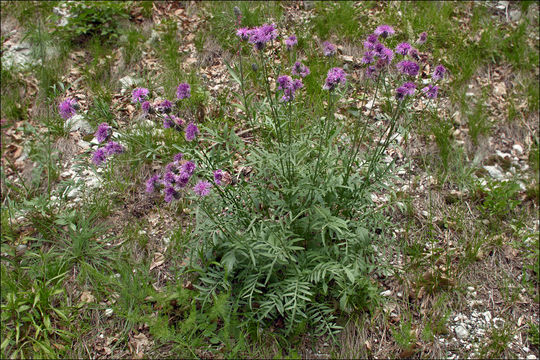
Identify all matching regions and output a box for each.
[105,308,114,317]
[380,290,392,297]
[512,144,523,155]
[455,325,469,339]
[483,165,504,180]
[483,311,492,323]
[467,286,475,292]
[65,114,93,135]
[526,355,537,360]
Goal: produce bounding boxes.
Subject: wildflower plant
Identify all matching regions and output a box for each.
[138,21,446,339]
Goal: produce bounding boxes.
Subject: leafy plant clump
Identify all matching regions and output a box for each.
[80,13,447,339]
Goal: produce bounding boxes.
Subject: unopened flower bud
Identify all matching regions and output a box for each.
[233,6,242,18]
[251,63,258,72]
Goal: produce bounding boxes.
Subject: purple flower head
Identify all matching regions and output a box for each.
[185,122,200,141]
[422,84,438,98]
[248,24,277,50]
[174,117,185,127]
[432,65,446,81]
[395,82,416,101]
[193,180,212,197]
[374,42,385,55]
[379,47,394,64]
[181,161,196,176]
[367,34,379,43]
[292,78,303,90]
[59,98,77,119]
[165,161,177,173]
[132,88,149,103]
[323,67,347,91]
[163,116,175,129]
[175,172,191,188]
[174,153,183,162]
[396,60,419,76]
[322,41,337,56]
[236,27,250,41]
[277,75,292,91]
[95,122,112,143]
[285,35,297,50]
[104,141,124,155]
[395,42,412,56]
[361,50,375,64]
[141,101,151,113]
[365,65,377,79]
[163,171,175,185]
[403,82,416,95]
[417,32,428,45]
[176,83,191,100]
[164,186,178,203]
[146,174,161,193]
[292,61,310,78]
[213,169,224,186]
[92,148,107,166]
[408,48,420,61]
[157,99,173,113]
[374,25,395,38]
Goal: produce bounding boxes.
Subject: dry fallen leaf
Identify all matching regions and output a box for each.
[150,252,165,270]
[129,332,150,359]
[80,291,95,304]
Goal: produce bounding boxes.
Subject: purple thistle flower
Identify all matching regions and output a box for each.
[163,115,175,129]
[181,161,196,175]
[396,60,419,76]
[374,42,385,55]
[395,42,412,56]
[132,88,149,103]
[158,99,173,113]
[213,169,224,186]
[408,48,420,61]
[292,78,303,90]
[236,27,250,41]
[175,172,191,188]
[379,47,394,64]
[248,24,277,50]
[104,141,124,155]
[163,171,175,185]
[193,180,212,197]
[146,174,161,193]
[185,122,199,141]
[422,84,438,98]
[174,153,183,162]
[141,101,151,113]
[59,98,77,120]
[165,162,177,173]
[365,65,377,79]
[285,35,297,50]
[367,34,379,43]
[92,148,107,166]
[291,61,310,78]
[432,65,446,81]
[417,32,428,45]
[374,25,395,38]
[363,34,379,50]
[403,82,416,95]
[323,67,347,91]
[395,82,416,101]
[361,50,376,64]
[174,116,185,127]
[176,83,191,100]
[322,41,337,56]
[277,75,292,91]
[95,122,111,143]
[164,186,178,203]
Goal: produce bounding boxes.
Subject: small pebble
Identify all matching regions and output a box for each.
[526,355,537,360]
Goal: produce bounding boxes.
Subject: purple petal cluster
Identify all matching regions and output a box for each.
[432,65,446,81]
[213,169,224,186]
[141,101,152,113]
[193,180,212,197]
[92,148,107,166]
[291,61,310,78]
[323,67,347,91]
[95,122,112,143]
[422,84,438,98]
[59,98,78,120]
[157,100,173,113]
[176,83,191,100]
[408,48,420,61]
[277,75,303,102]
[132,88,149,103]
[91,139,124,166]
[396,60,420,76]
[285,35,297,50]
[146,174,161,193]
[395,42,412,56]
[322,41,337,56]
[104,141,124,155]
[361,51,375,64]
[247,23,278,50]
[395,82,416,101]
[146,156,198,201]
[185,122,200,141]
[163,114,183,129]
[417,32,428,45]
[236,27,250,41]
[374,25,395,38]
